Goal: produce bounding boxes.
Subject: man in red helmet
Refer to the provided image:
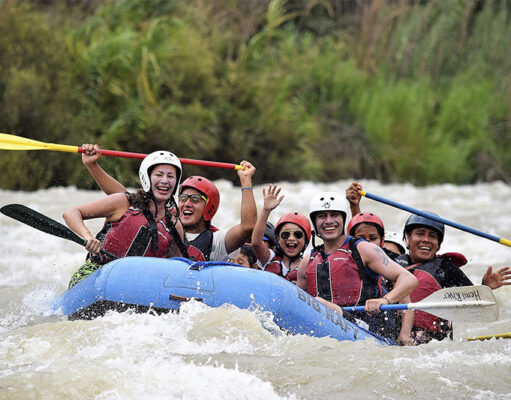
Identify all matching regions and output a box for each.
[177,160,257,261]
[80,144,257,262]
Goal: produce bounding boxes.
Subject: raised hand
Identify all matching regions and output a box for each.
[346,181,362,206]
[482,265,511,289]
[81,143,102,166]
[263,184,285,212]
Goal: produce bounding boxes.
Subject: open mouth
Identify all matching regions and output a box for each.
[155,185,170,194]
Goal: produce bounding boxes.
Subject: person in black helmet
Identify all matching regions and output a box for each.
[395,212,511,344]
[263,221,276,251]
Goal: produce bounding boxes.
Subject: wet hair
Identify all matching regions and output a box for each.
[240,243,258,267]
[128,190,179,217]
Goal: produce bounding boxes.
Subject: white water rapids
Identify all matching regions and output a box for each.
[1,180,510,400]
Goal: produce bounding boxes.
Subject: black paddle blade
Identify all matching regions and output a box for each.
[0,203,86,246]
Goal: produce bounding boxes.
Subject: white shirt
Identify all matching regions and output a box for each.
[184,229,229,262]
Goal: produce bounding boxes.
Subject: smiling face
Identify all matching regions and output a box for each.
[277,222,306,258]
[314,211,345,241]
[150,164,178,203]
[178,187,207,232]
[405,226,440,263]
[353,223,383,247]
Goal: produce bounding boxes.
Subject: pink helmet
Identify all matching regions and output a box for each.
[179,176,220,221]
[347,212,385,246]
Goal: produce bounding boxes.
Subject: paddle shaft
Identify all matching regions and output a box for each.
[0,133,241,170]
[0,204,118,259]
[360,190,511,248]
[78,148,241,169]
[344,301,496,313]
[466,332,511,341]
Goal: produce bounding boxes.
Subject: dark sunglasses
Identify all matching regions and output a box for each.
[178,193,207,204]
[279,230,304,240]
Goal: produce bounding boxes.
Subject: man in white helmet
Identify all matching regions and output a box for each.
[296,191,418,341]
[63,150,186,287]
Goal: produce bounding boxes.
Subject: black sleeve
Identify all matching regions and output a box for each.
[437,259,473,287]
[383,248,400,261]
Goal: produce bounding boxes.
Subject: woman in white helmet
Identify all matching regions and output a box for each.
[63,150,186,288]
[296,191,418,341]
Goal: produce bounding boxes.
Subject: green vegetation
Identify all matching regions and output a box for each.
[0,0,510,189]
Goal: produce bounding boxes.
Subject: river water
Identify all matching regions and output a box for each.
[1,180,510,400]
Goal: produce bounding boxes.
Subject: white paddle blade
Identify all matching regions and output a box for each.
[409,285,498,322]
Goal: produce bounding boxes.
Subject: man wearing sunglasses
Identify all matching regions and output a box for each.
[177,161,257,262]
[80,145,257,262]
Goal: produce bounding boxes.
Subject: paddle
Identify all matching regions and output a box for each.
[0,204,117,259]
[0,133,242,170]
[360,190,511,248]
[466,332,511,341]
[343,285,498,322]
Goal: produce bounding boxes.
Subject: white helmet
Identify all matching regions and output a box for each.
[139,151,182,194]
[309,192,349,233]
[384,231,406,255]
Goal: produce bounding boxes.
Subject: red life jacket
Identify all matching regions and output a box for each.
[306,237,381,307]
[395,254,472,336]
[265,255,299,283]
[92,207,173,264]
[408,267,444,332]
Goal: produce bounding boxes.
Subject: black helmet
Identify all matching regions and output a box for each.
[403,212,445,244]
[264,221,276,249]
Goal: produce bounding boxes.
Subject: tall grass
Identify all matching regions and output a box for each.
[0,0,510,189]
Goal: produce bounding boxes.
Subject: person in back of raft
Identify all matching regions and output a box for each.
[63,150,186,288]
[251,184,311,283]
[79,144,257,262]
[395,213,511,344]
[296,192,418,341]
[346,181,511,343]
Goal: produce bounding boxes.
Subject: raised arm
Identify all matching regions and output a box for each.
[251,184,285,265]
[346,181,362,217]
[224,160,257,254]
[82,144,126,195]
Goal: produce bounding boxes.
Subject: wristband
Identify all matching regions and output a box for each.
[241,187,253,191]
[382,296,391,304]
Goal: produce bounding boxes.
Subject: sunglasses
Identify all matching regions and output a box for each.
[178,193,207,204]
[279,230,305,240]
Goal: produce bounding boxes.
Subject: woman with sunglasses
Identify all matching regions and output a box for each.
[251,184,311,283]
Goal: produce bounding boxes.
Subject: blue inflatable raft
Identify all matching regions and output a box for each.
[52,257,393,345]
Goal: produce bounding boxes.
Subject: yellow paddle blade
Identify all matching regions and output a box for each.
[0,133,79,153]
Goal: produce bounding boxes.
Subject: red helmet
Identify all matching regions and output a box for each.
[179,176,220,221]
[347,212,385,246]
[275,212,312,244]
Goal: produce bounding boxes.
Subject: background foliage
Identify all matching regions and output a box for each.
[0,0,510,190]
